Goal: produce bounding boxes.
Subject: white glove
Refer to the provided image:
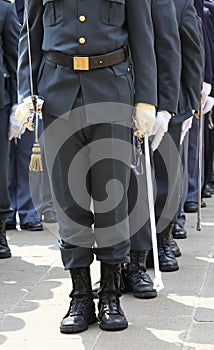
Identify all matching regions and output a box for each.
[180,116,193,145]
[134,103,156,137]
[151,110,171,151]
[15,96,44,135]
[203,96,214,115]
[201,82,212,106]
[8,104,21,140]
[22,96,44,117]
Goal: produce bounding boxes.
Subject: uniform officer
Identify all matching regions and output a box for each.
[11,0,57,226]
[18,0,157,333]
[145,0,204,272]
[6,0,44,232]
[181,0,210,214]
[202,1,214,195]
[0,0,19,258]
[14,0,57,225]
[173,0,211,238]
[124,0,181,298]
[154,0,204,271]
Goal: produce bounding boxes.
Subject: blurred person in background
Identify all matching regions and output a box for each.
[0,0,19,258]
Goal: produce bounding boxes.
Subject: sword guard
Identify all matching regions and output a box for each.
[131,136,144,175]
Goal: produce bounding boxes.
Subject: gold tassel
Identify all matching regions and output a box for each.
[29,112,43,171]
[194,98,202,120]
[29,143,43,171]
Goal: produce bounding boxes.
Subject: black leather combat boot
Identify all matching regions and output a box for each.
[172,223,187,239]
[157,227,179,272]
[0,220,11,259]
[60,267,97,334]
[98,263,128,331]
[170,236,181,257]
[123,250,157,298]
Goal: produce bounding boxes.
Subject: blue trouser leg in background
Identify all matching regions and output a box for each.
[0,106,13,220]
[7,130,41,225]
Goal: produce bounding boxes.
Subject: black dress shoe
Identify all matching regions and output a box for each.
[43,211,57,223]
[5,223,17,230]
[0,220,11,259]
[184,202,197,212]
[184,201,206,213]
[20,222,43,231]
[124,267,157,299]
[123,251,157,299]
[146,245,179,271]
[172,223,187,239]
[157,229,179,272]
[209,184,214,195]
[202,184,212,198]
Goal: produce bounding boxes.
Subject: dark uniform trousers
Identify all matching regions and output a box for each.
[153,122,182,233]
[0,105,12,220]
[18,0,158,269]
[126,0,203,254]
[183,0,210,206]
[7,130,42,225]
[203,4,214,189]
[0,0,19,220]
[126,0,183,250]
[129,122,183,250]
[43,90,132,269]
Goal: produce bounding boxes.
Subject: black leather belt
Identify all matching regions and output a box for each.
[44,47,129,71]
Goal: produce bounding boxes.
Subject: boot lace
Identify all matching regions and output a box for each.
[99,293,122,315]
[67,296,92,317]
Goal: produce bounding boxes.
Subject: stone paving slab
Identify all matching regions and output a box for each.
[0,197,214,350]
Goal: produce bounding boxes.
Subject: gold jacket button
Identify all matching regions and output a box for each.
[79,15,86,22]
[79,37,86,44]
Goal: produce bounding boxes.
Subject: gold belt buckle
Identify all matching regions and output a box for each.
[73,56,89,70]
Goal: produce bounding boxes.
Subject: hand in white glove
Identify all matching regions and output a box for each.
[8,104,21,140]
[23,96,44,116]
[203,96,214,115]
[15,96,44,135]
[201,82,212,106]
[134,103,156,138]
[151,110,171,151]
[180,116,193,145]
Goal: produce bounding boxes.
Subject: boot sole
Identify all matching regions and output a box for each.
[133,291,157,299]
[99,322,128,331]
[60,324,88,334]
[0,253,11,259]
[172,234,187,239]
[160,265,179,272]
[60,317,97,334]
[123,280,157,299]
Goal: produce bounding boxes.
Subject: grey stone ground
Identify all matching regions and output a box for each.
[0,196,214,350]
